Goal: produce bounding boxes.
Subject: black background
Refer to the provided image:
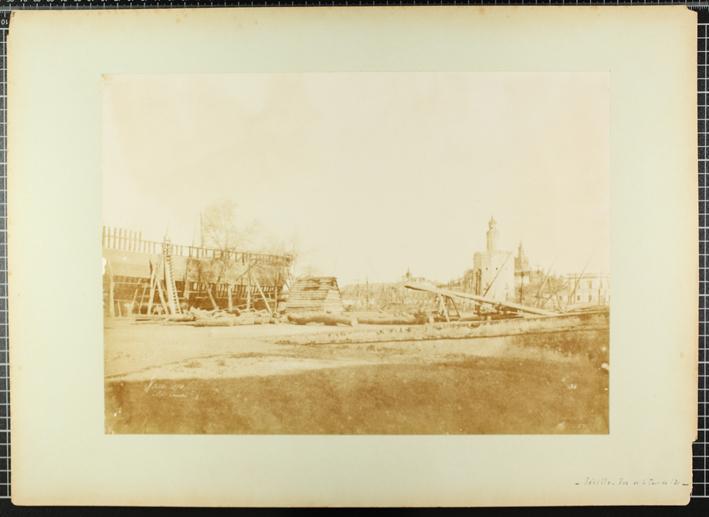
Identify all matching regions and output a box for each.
[0,1,707,514]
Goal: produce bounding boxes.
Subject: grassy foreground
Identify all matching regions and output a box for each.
[106,353,608,434]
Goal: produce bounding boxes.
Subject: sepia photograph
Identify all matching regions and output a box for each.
[102,72,610,435]
[9,5,699,506]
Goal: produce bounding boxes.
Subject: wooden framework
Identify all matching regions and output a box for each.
[102,226,291,317]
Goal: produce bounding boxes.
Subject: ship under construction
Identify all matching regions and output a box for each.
[102,225,293,317]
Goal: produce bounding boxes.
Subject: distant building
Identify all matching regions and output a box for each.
[513,242,543,304]
[401,268,428,284]
[514,242,532,293]
[472,217,515,301]
[564,273,610,307]
[514,242,529,273]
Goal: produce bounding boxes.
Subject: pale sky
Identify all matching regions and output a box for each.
[102,72,609,285]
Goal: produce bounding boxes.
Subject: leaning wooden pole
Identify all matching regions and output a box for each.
[147,261,157,315]
[246,274,252,310]
[152,257,168,314]
[404,282,558,317]
[155,276,169,314]
[129,287,139,315]
[251,273,272,315]
[206,284,219,311]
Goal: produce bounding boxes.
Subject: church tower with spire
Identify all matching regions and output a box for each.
[515,241,529,272]
[486,217,498,253]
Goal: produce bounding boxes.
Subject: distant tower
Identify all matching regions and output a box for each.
[473,216,514,301]
[515,242,529,272]
[486,217,498,253]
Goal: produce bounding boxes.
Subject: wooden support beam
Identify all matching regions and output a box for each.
[138,284,148,315]
[155,279,168,314]
[183,277,190,300]
[448,297,461,320]
[206,284,219,311]
[147,261,157,315]
[437,294,450,322]
[246,275,252,310]
[130,287,139,315]
[252,274,272,315]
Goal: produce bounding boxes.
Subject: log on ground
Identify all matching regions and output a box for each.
[287,312,357,327]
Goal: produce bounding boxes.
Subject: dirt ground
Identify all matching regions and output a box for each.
[104,318,609,434]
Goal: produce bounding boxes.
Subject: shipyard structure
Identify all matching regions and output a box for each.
[102,217,608,320]
[102,226,293,317]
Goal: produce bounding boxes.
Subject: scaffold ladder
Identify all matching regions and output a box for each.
[162,240,182,315]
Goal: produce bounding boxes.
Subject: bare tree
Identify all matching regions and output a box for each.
[196,201,256,310]
[200,200,254,251]
[197,201,296,309]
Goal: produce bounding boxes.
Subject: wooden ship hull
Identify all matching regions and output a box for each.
[102,226,292,316]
